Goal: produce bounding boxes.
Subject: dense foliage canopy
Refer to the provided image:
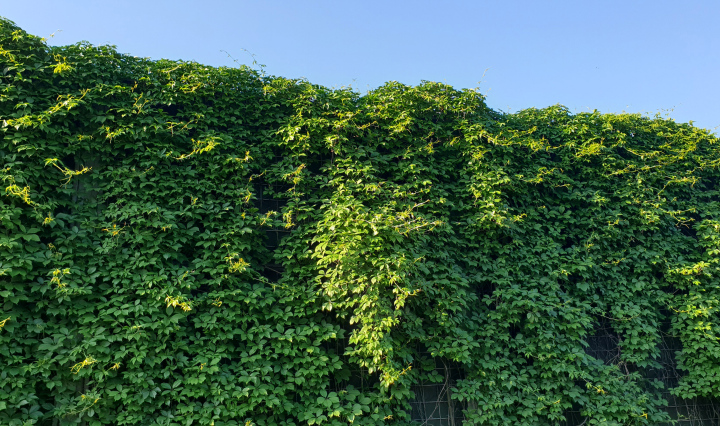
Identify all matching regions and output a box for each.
[2,17,720,425]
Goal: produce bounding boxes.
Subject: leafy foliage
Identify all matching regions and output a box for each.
[2,16,720,425]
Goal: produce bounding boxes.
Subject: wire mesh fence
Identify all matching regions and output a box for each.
[322,341,467,425]
[253,181,291,250]
[252,182,720,424]
[408,357,465,426]
[403,320,720,426]
[566,319,720,426]
[254,181,291,282]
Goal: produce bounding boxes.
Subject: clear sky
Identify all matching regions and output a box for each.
[2,0,718,134]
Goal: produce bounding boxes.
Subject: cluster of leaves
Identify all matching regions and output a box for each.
[2,16,720,425]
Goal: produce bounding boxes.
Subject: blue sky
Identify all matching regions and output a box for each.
[2,0,718,133]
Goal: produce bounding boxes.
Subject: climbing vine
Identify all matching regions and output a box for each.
[2,16,720,425]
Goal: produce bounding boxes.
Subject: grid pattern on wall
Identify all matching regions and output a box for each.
[253,183,720,425]
[563,319,720,426]
[323,340,466,425]
[408,357,465,426]
[254,181,291,282]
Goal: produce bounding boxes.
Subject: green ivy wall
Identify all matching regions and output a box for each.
[2,17,720,426]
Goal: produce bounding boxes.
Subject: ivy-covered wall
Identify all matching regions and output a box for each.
[2,17,720,425]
